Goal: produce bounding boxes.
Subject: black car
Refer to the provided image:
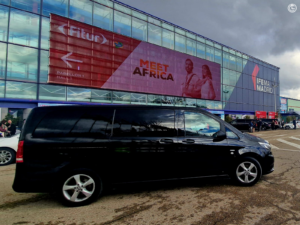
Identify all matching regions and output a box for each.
[230,119,256,131]
[13,105,274,206]
[261,119,281,130]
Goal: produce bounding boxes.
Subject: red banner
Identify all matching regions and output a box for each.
[256,111,266,119]
[268,112,275,119]
[49,14,221,100]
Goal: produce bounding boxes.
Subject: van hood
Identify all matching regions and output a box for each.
[243,133,268,143]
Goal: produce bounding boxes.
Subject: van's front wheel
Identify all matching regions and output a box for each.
[58,169,103,207]
[232,157,262,186]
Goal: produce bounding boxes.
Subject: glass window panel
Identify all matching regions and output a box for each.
[206,40,214,46]
[223,47,229,52]
[0,42,6,79]
[196,99,206,108]
[162,28,174,49]
[95,0,113,8]
[148,23,161,46]
[11,0,40,13]
[236,57,242,72]
[229,54,236,70]
[229,70,237,86]
[162,23,174,31]
[67,87,91,102]
[223,68,230,85]
[205,45,214,61]
[132,17,147,41]
[215,101,222,109]
[175,33,186,53]
[206,100,215,109]
[0,5,9,42]
[174,97,185,107]
[9,9,39,47]
[162,96,174,106]
[39,84,66,101]
[222,85,234,102]
[175,28,185,35]
[114,11,131,37]
[0,0,9,5]
[148,17,161,26]
[113,109,175,137]
[186,38,196,56]
[229,49,235,55]
[223,52,230,69]
[214,43,221,49]
[186,98,196,107]
[236,52,242,57]
[243,54,248,59]
[196,42,205,59]
[197,36,205,43]
[214,48,222,65]
[93,3,113,31]
[132,10,147,20]
[131,93,146,104]
[40,17,49,50]
[114,3,131,14]
[147,94,161,105]
[39,50,48,83]
[185,111,220,138]
[0,80,4,98]
[186,32,196,40]
[7,44,38,82]
[242,59,247,72]
[6,81,37,99]
[42,0,68,17]
[91,89,112,103]
[70,0,92,24]
[112,91,130,103]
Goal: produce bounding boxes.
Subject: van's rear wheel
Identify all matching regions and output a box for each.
[232,157,262,186]
[58,169,103,207]
[0,148,15,166]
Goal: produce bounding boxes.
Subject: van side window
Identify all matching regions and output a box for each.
[113,109,175,137]
[231,120,237,124]
[33,110,114,138]
[225,127,239,139]
[185,111,220,138]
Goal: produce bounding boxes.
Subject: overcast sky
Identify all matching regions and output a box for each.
[119,0,300,99]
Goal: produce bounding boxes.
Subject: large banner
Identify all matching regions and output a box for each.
[49,14,221,100]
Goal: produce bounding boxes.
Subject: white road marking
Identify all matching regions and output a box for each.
[273,148,300,152]
[277,139,300,149]
[290,136,300,141]
[271,144,279,149]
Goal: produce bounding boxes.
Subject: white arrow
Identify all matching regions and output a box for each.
[61,52,83,68]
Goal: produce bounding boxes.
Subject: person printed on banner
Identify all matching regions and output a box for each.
[6,120,16,136]
[182,59,210,99]
[0,120,8,137]
[200,65,216,100]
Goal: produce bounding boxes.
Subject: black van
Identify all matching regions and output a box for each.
[230,119,255,131]
[13,105,274,206]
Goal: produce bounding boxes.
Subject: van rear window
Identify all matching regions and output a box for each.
[33,109,114,138]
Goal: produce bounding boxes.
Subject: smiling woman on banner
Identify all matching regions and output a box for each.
[200,65,216,100]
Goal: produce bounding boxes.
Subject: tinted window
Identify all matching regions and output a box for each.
[33,109,114,138]
[225,127,239,139]
[185,111,220,138]
[231,120,237,124]
[113,109,175,137]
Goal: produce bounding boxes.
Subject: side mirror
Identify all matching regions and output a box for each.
[213,130,226,142]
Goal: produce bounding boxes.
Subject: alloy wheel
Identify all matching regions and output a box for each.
[236,162,258,184]
[0,150,12,165]
[62,174,95,203]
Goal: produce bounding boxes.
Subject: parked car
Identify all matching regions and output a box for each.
[230,119,256,131]
[284,121,300,129]
[0,133,20,166]
[13,106,274,206]
[261,119,281,130]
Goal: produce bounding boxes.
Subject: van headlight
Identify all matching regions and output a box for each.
[259,142,271,150]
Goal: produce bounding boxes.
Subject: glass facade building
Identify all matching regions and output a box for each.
[0,0,280,118]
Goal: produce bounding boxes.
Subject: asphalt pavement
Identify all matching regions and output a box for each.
[1,129,300,225]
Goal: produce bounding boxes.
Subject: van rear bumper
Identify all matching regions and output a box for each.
[13,164,59,193]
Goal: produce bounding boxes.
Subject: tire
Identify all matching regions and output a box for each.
[285,126,290,130]
[57,168,103,207]
[231,157,262,186]
[0,148,16,166]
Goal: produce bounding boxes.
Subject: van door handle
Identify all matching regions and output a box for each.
[182,139,195,144]
[160,139,174,143]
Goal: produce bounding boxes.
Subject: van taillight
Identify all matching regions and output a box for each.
[16,141,24,163]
